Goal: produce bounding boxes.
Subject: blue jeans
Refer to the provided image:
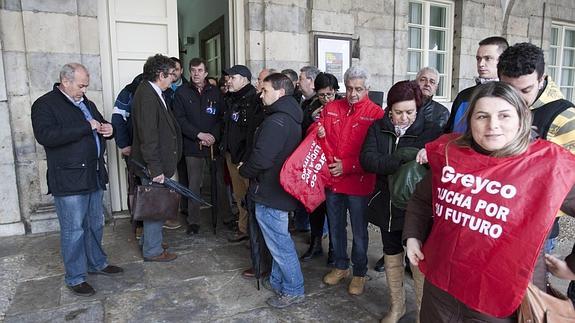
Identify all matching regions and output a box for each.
[142,220,164,258]
[53,190,108,286]
[255,203,304,296]
[325,190,369,276]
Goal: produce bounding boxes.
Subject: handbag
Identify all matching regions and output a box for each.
[517,283,575,323]
[388,147,427,210]
[132,183,181,221]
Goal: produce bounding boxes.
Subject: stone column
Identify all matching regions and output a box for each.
[0,17,25,236]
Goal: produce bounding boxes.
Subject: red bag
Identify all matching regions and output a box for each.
[420,134,575,317]
[280,128,332,212]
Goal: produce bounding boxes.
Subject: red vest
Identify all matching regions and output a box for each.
[420,134,575,317]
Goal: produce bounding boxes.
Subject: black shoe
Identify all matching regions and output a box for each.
[186,224,200,235]
[228,232,249,243]
[88,265,124,276]
[300,236,323,261]
[67,282,96,297]
[374,256,385,272]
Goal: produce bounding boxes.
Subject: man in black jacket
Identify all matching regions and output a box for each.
[31,63,123,297]
[239,73,304,308]
[416,67,450,130]
[173,57,228,235]
[222,65,264,243]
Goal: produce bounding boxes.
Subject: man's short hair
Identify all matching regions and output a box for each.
[300,66,321,81]
[263,73,294,96]
[281,69,298,83]
[497,42,545,79]
[143,54,176,82]
[344,65,370,89]
[189,57,207,70]
[60,63,89,82]
[169,56,182,67]
[478,36,509,55]
[416,67,439,81]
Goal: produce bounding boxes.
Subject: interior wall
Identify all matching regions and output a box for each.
[177,0,229,79]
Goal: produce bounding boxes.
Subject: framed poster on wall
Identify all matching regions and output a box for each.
[314,35,352,90]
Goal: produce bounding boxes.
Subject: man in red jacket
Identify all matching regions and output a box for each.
[315,66,384,295]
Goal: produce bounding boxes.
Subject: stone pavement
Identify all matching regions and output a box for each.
[0,214,573,323]
[0,214,419,323]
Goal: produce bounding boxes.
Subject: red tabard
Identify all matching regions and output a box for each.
[280,127,332,213]
[420,134,575,317]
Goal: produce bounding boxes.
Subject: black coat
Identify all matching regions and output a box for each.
[222,84,264,164]
[131,81,182,178]
[239,95,303,211]
[31,84,112,196]
[173,82,223,157]
[420,98,450,131]
[360,110,442,231]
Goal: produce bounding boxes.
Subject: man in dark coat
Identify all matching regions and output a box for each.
[239,73,304,308]
[444,36,509,133]
[31,63,123,297]
[131,54,182,262]
[173,57,230,235]
[416,67,450,131]
[222,65,264,244]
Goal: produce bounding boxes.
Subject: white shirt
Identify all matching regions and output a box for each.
[148,81,167,109]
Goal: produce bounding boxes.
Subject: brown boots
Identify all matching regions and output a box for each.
[380,253,406,323]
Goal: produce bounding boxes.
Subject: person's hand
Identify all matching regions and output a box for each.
[97,123,114,137]
[545,254,575,280]
[317,123,326,138]
[88,119,101,130]
[152,174,165,184]
[416,148,428,164]
[406,238,425,266]
[328,157,343,177]
[120,146,131,156]
[197,132,215,146]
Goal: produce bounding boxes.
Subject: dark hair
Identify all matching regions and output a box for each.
[169,56,182,67]
[497,42,545,79]
[189,57,207,70]
[478,36,509,55]
[263,73,295,96]
[142,54,175,82]
[456,82,532,157]
[281,69,298,83]
[386,80,424,110]
[314,72,339,92]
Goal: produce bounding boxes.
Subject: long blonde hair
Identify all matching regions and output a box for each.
[456,82,532,157]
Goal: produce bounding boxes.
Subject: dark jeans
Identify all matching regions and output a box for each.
[325,190,369,276]
[310,202,327,238]
[381,230,404,255]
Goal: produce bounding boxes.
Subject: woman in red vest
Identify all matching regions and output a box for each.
[403,82,575,322]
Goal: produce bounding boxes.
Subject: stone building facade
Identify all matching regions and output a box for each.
[0,0,574,236]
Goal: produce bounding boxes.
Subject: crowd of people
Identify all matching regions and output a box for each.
[30,35,575,321]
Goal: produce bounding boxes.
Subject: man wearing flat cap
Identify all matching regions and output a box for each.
[222,65,265,248]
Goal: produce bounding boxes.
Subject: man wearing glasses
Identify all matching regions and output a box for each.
[131,54,182,262]
[313,66,384,296]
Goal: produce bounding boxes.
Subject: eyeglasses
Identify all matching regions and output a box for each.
[317,93,335,99]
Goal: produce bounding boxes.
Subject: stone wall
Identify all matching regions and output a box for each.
[244,0,575,100]
[0,0,101,234]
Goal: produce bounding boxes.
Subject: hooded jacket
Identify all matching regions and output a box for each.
[239,95,303,211]
[312,95,385,196]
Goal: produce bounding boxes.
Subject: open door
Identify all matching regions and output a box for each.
[99,0,179,212]
[199,16,226,77]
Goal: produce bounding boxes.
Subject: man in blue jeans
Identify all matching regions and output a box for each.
[31,63,124,297]
[239,73,304,308]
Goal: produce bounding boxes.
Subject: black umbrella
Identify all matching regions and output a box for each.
[209,146,218,234]
[246,195,272,290]
[130,159,212,207]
